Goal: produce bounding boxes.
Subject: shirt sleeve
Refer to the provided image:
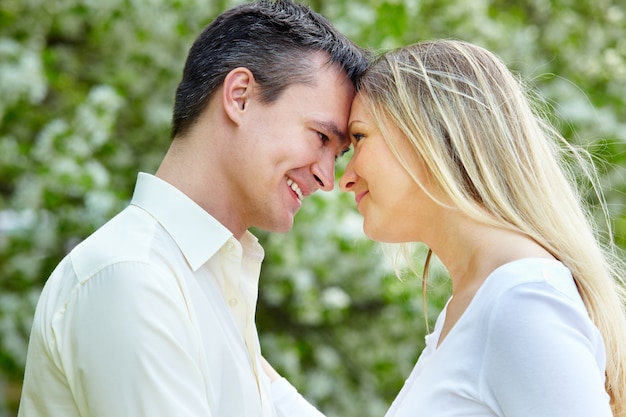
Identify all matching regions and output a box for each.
[56,261,213,417]
[271,377,327,417]
[482,281,611,417]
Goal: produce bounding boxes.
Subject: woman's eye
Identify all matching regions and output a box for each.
[335,146,350,161]
[351,132,365,143]
[318,132,330,143]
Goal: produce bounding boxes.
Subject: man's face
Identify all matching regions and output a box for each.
[227,54,355,233]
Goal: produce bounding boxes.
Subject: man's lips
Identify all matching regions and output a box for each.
[355,190,368,205]
[286,177,304,201]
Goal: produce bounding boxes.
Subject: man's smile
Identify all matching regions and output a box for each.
[286,176,304,201]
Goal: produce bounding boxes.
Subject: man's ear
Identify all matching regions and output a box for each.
[222,67,255,125]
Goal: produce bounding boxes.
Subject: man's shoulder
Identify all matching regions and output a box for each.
[69,205,171,283]
[34,205,187,331]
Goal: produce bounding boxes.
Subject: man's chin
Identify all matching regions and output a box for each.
[257,215,295,234]
[274,218,295,234]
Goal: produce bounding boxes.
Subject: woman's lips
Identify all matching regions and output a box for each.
[355,190,368,205]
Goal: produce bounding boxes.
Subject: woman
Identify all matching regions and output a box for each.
[339,40,626,416]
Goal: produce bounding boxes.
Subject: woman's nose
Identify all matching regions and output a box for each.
[339,157,357,192]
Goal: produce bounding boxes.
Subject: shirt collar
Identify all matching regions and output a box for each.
[130,172,262,270]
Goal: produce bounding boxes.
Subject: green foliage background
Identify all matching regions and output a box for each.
[1,0,625,416]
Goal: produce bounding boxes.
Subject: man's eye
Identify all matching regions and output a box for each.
[318,132,330,143]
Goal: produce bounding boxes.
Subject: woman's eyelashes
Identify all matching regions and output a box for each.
[336,146,351,160]
[351,132,365,144]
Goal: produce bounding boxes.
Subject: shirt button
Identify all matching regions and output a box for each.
[228,298,238,307]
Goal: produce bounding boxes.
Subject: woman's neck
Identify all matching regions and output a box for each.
[430,215,555,297]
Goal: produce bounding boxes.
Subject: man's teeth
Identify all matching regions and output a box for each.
[286,178,304,200]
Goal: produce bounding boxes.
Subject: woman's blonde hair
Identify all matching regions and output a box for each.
[357,39,626,415]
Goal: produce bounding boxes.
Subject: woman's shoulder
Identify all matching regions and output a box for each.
[482,257,580,304]
[468,257,594,336]
[478,258,600,343]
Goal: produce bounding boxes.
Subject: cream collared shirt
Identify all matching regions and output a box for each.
[19,173,322,417]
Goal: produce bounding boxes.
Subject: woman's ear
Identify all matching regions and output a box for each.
[222,67,255,125]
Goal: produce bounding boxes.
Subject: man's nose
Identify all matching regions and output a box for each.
[312,153,335,192]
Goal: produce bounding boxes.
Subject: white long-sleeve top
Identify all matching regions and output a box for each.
[385,258,611,417]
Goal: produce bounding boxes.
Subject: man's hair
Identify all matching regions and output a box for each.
[171,0,369,138]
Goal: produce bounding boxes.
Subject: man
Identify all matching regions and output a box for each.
[18,1,369,416]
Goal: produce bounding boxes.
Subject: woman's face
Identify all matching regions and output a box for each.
[339,94,441,243]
